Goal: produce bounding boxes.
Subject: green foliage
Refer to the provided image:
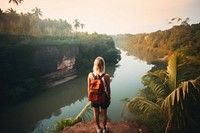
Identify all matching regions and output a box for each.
[125,53,200,133]
[113,23,200,65]
[75,33,120,72]
[0,33,120,105]
[54,102,92,132]
[134,109,164,133]
[54,118,75,132]
[0,8,72,36]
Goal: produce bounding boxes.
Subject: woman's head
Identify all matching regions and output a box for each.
[93,56,105,74]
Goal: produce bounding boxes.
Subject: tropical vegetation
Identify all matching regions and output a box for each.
[0,8,120,106]
[114,21,200,133]
[0,33,120,106]
[113,22,200,68]
[52,102,92,132]
[0,7,73,36]
[8,0,23,5]
[124,53,200,133]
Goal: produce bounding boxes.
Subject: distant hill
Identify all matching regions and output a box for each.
[113,23,200,63]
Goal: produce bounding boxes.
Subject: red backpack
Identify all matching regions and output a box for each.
[88,73,106,104]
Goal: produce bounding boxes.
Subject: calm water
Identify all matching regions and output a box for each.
[1,49,153,133]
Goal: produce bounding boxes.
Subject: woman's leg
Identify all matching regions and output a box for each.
[93,107,101,129]
[102,108,107,129]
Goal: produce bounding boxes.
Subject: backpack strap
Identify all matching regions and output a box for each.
[92,72,108,96]
[92,72,105,79]
[91,72,96,79]
[101,74,109,96]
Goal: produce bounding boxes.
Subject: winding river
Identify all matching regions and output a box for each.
[1,48,153,133]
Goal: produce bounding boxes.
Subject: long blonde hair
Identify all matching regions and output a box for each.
[93,56,105,75]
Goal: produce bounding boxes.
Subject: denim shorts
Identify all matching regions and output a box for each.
[91,95,110,109]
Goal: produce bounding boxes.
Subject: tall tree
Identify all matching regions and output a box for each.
[73,19,80,30]
[31,7,42,19]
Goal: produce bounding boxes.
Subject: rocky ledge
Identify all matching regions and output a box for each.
[61,120,150,133]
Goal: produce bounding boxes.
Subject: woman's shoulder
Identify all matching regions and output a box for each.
[88,72,94,79]
[104,73,110,80]
[104,73,110,77]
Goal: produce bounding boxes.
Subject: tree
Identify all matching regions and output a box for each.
[126,53,200,133]
[6,8,17,14]
[31,7,42,19]
[80,23,85,29]
[9,0,23,5]
[73,19,80,30]
[167,17,190,26]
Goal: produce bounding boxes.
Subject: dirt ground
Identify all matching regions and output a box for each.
[61,120,150,133]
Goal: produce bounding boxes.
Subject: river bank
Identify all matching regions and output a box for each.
[61,120,150,133]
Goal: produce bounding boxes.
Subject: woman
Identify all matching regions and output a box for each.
[88,56,111,133]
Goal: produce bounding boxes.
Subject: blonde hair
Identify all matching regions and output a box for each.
[93,56,105,74]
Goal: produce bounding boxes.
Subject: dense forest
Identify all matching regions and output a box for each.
[0,34,120,106]
[114,23,200,65]
[0,8,120,106]
[0,7,75,36]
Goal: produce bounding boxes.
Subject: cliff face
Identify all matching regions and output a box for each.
[35,45,79,74]
[35,46,60,74]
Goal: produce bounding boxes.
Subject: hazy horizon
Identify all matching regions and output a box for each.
[1,0,200,35]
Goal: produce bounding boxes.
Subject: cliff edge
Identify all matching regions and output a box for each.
[61,120,150,133]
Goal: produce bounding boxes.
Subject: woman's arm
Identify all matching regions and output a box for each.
[105,74,111,98]
[87,72,92,92]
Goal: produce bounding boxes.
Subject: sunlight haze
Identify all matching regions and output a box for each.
[1,0,200,34]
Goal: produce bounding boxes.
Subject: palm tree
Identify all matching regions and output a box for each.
[80,23,85,29]
[6,8,17,14]
[73,19,80,30]
[126,53,200,133]
[31,7,42,19]
[9,0,23,5]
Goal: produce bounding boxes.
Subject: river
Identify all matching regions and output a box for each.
[1,48,153,133]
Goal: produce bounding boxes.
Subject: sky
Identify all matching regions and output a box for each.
[1,0,200,35]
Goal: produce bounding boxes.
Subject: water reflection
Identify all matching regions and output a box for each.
[0,49,153,133]
[108,50,153,121]
[31,65,117,132]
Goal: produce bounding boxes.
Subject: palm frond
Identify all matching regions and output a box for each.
[162,76,200,132]
[149,80,166,98]
[167,53,189,91]
[74,102,93,123]
[162,77,200,111]
[9,0,23,5]
[142,70,168,99]
[126,97,160,114]
[142,70,167,85]
[54,102,93,132]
